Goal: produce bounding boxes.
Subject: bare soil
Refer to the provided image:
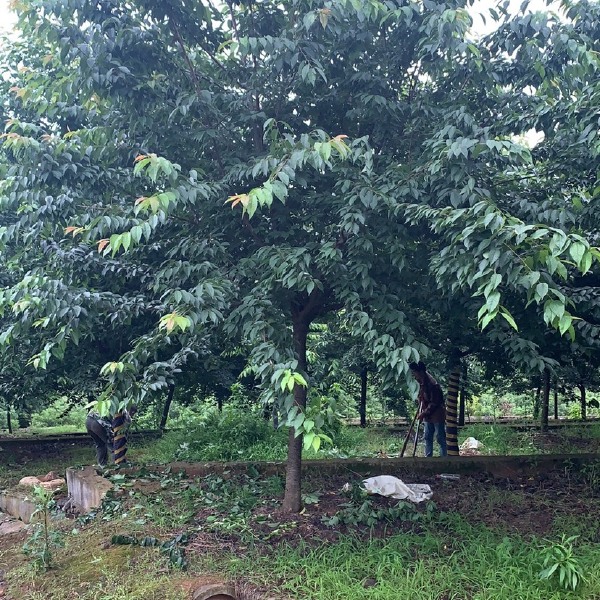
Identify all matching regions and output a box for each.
[1,461,598,600]
[186,467,600,557]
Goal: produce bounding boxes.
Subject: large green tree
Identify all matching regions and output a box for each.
[1,0,599,511]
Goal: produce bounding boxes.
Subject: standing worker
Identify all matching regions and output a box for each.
[86,405,136,467]
[409,361,447,457]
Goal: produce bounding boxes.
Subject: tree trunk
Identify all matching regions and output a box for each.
[458,362,467,427]
[553,377,558,420]
[579,383,587,421]
[540,368,550,432]
[217,394,223,412]
[159,384,175,432]
[282,316,309,513]
[358,366,367,428]
[112,411,128,465]
[446,364,461,456]
[533,379,541,419]
[17,410,31,429]
[6,405,12,434]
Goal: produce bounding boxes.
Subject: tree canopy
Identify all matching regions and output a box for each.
[1,0,599,510]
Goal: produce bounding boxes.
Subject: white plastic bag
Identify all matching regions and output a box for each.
[362,476,433,503]
[460,437,481,450]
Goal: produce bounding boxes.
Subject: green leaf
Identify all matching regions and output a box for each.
[558,314,572,335]
[486,291,500,312]
[303,432,315,450]
[500,308,518,331]
[312,435,321,452]
[580,250,592,274]
[480,312,495,330]
[568,241,586,266]
[535,282,549,301]
[293,372,308,388]
[292,413,304,431]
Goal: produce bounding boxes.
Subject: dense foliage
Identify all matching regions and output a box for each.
[0,0,599,509]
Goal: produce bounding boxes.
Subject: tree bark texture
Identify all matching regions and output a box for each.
[446,365,461,456]
[553,377,558,420]
[6,406,12,434]
[541,368,550,432]
[579,383,587,421]
[458,362,467,427]
[282,315,310,513]
[159,384,175,432]
[17,410,31,429]
[359,366,367,428]
[534,379,541,419]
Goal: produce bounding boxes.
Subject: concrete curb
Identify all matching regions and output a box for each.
[136,453,600,480]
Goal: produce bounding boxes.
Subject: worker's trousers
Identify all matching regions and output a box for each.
[424,422,447,457]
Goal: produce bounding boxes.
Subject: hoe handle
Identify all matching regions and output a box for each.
[400,409,419,457]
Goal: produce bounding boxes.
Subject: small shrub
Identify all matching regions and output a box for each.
[146,407,287,463]
[322,483,433,527]
[539,535,586,591]
[30,397,87,430]
[22,485,64,570]
[566,403,582,420]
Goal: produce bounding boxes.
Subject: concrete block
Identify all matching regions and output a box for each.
[0,490,37,523]
[66,466,113,514]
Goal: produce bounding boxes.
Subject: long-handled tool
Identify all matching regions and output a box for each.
[412,416,422,457]
[400,410,418,457]
[401,401,422,457]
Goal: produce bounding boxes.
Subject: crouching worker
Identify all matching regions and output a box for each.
[409,361,447,457]
[86,405,137,467]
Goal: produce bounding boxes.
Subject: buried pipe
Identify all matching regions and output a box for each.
[192,583,236,600]
[192,582,284,600]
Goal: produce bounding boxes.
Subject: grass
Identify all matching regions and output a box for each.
[25,425,85,436]
[1,528,197,600]
[3,444,600,600]
[461,423,600,456]
[138,419,600,465]
[132,410,405,464]
[461,424,536,455]
[4,401,600,596]
[6,511,600,600]
[221,516,600,600]
[5,405,600,466]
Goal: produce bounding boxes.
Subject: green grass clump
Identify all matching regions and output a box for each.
[138,410,409,464]
[461,424,536,455]
[137,407,288,463]
[226,517,600,599]
[462,423,600,456]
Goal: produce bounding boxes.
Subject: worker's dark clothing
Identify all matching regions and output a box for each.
[418,373,446,423]
[86,412,113,466]
[418,373,447,457]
